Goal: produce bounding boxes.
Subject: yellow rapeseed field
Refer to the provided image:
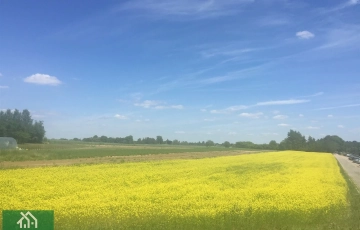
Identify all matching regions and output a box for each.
[0,151,349,229]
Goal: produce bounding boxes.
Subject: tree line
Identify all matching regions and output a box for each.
[234,130,360,154]
[1,108,359,154]
[0,109,46,143]
[74,130,360,154]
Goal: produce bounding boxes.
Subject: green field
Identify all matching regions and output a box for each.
[0,142,246,162]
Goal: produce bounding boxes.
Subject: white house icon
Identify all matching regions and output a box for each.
[17,211,38,229]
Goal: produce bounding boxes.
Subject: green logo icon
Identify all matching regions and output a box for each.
[2,210,54,230]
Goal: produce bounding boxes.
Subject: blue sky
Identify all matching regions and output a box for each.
[0,0,359,143]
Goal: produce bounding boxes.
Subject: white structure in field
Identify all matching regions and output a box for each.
[17,211,38,229]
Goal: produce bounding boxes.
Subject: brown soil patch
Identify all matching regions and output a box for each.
[0,150,259,169]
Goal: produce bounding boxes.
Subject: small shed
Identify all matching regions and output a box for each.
[0,137,18,149]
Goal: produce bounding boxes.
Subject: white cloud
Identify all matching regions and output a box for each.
[272,110,280,114]
[210,105,247,114]
[256,99,309,106]
[258,17,290,27]
[134,100,161,108]
[134,100,183,109]
[200,109,207,112]
[32,114,46,119]
[114,114,127,119]
[210,98,309,115]
[326,0,359,12]
[210,110,227,114]
[24,73,62,86]
[273,115,288,119]
[338,125,345,128]
[262,132,279,136]
[296,31,315,39]
[349,0,359,5]
[306,126,320,130]
[170,105,184,109]
[204,118,215,121]
[0,86,9,89]
[239,112,263,118]
[312,92,324,97]
[299,114,304,117]
[175,131,185,134]
[316,103,360,110]
[328,115,333,118]
[121,0,254,19]
[278,123,290,127]
[228,131,237,135]
[0,73,2,77]
[226,105,248,111]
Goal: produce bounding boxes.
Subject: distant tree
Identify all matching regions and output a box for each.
[223,141,231,148]
[125,135,133,144]
[165,139,172,145]
[306,136,317,152]
[100,135,108,142]
[156,136,164,144]
[282,130,306,151]
[268,140,278,150]
[317,135,345,153]
[235,141,256,149]
[173,139,180,145]
[0,109,45,143]
[206,140,214,147]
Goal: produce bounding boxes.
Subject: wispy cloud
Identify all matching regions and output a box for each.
[306,126,320,130]
[24,73,62,86]
[296,31,315,39]
[273,115,288,119]
[239,112,263,119]
[134,100,183,109]
[120,0,254,19]
[228,131,237,135]
[297,92,324,98]
[256,99,309,106]
[278,123,290,127]
[175,131,185,134]
[257,15,290,27]
[316,103,360,110]
[323,0,359,12]
[210,105,247,114]
[272,110,280,114]
[316,25,360,50]
[262,132,279,136]
[211,98,309,115]
[0,86,9,89]
[328,115,334,118]
[338,125,345,128]
[114,114,128,119]
[201,48,254,58]
[299,114,304,117]
[134,100,161,108]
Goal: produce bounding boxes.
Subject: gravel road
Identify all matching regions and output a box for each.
[334,154,360,189]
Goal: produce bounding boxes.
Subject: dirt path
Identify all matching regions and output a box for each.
[0,150,258,169]
[334,154,360,189]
